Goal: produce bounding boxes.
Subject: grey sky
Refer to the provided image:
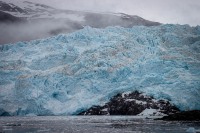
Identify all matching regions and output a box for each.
[5,0,200,26]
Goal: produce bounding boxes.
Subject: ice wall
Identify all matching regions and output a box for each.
[0,24,200,115]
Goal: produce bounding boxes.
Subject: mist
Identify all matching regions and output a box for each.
[26,0,200,26]
[0,0,199,45]
[0,11,160,45]
[0,19,80,45]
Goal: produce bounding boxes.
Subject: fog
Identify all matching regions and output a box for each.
[0,19,80,45]
[0,11,160,45]
[24,0,200,26]
[0,0,199,45]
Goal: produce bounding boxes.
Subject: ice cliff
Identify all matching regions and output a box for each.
[0,24,200,116]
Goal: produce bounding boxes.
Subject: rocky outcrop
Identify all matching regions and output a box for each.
[0,1,26,13]
[79,91,180,115]
[0,11,26,23]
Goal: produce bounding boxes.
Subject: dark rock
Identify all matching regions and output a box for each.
[0,1,26,13]
[78,91,180,115]
[156,110,200,121]
[0,11,26,23]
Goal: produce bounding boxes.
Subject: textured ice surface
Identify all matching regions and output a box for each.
[0,24,200,116]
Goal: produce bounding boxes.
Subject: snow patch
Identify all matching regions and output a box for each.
[137,109,166,116]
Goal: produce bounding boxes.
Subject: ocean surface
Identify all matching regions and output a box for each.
[0,116,200,133]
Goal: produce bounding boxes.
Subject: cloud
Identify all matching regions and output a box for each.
[27,0,200,26]
[0,19,78,44]
[1,0,199,44]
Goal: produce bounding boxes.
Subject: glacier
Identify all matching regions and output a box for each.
[0,24,200,116]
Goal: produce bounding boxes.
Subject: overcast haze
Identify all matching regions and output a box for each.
[16,0,200,26]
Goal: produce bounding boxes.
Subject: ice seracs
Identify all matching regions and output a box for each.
[0,24,200,116]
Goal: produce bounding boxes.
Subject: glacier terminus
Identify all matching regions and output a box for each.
[0,24,200,116]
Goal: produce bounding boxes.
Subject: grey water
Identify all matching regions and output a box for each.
[0,116,200,133]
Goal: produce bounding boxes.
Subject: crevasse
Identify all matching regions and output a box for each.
[0,24,200,116]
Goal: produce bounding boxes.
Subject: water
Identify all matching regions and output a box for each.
[0,116,199,133]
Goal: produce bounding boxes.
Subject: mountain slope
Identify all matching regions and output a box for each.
[0,24,200,116]
[0,0,160,45]
[0,10,26,23]
[0,0,160,26]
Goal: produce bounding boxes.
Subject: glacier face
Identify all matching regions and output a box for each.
[0,24,200,116]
